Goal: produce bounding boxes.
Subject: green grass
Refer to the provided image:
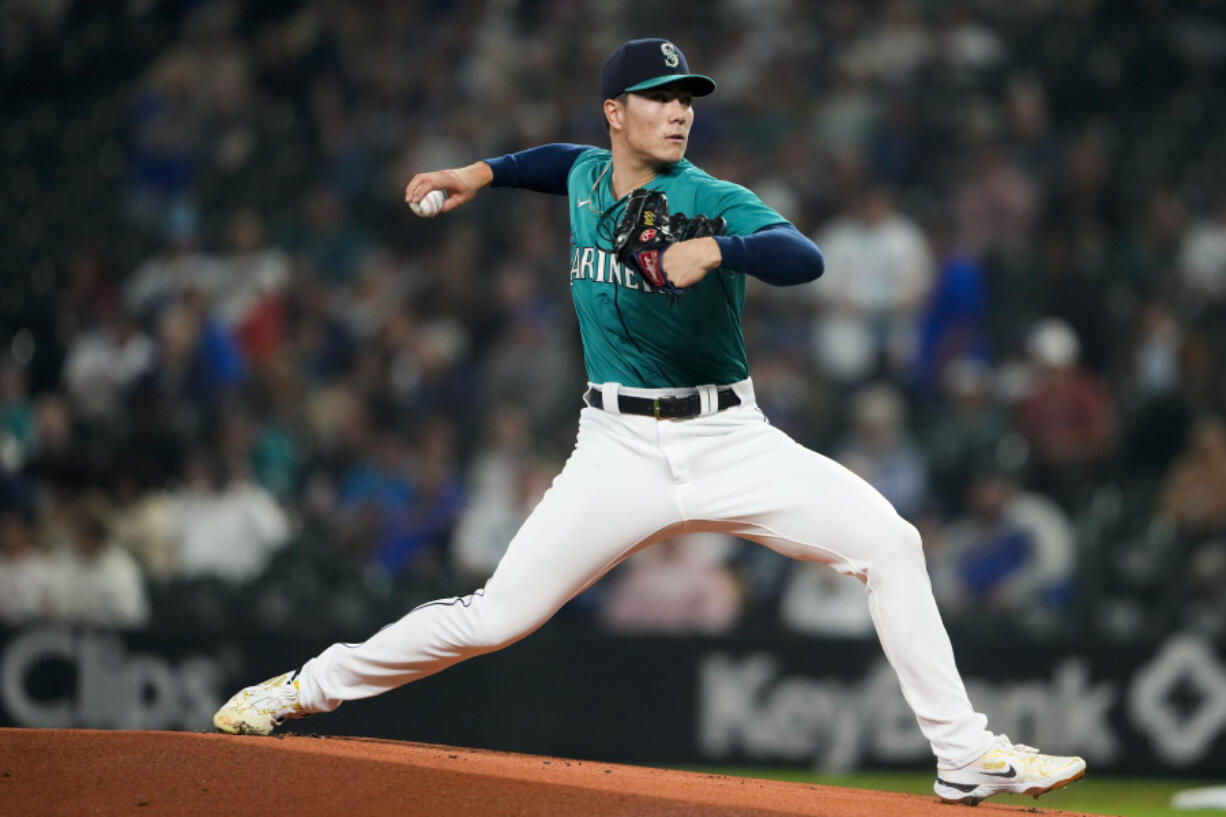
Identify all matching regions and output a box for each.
[681,767,1226,817]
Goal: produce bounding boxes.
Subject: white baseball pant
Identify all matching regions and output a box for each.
[296,379,993,768]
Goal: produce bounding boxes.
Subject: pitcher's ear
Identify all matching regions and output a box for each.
[604,96,626,132]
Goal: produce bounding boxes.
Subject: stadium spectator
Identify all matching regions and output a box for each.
[123,202,217,319]
[478,262,581,435]
[167,449,290,584]
[930,470,1075,630]
[1113,188,1186,301]
[1156,416,1226,535]
[292,186,369,283]
[51,497,150,629]
[953,143,1040,258]
[779,564,873,637]
[599,533,742,635]
[367,421,466,580]
[0,510,56,624]
[836,382,930,520]
[125,53,202,229]
[1177,196,1226,309]
[919,358,1011,514]
[1015,318,1117,503]
[152,290,246,413]
[1181,542,1226,638]
[810,185,934,382]
[451,408,544,582]
[214,209,291,365]
[26,392,88,490]
[62,308,156,424]
[0,363,36,472]
[912,220,991,395]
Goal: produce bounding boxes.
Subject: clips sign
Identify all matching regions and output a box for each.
[0,628,232,730]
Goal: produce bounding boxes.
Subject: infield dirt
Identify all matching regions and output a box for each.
[0,728,1096,816]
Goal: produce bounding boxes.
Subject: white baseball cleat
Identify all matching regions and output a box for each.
[213,670,310,735]
[933,734,1086,805]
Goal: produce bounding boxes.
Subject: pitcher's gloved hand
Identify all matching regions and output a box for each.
[613,188,726,293]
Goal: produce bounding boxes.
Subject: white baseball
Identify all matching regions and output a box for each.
[410,189,447,218]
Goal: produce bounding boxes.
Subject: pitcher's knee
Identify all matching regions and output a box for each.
[874,517,927,570]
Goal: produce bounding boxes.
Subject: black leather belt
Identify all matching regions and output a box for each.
[585,387,741,419]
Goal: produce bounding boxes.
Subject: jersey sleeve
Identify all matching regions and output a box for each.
[484,143,596,195]
[696,178,789,237]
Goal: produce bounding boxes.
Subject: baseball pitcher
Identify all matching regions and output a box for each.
[215,38,1085,805]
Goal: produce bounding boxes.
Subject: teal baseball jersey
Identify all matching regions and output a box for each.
[567,148,786,388]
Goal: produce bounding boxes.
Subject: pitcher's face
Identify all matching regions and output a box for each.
[615,84,694,167]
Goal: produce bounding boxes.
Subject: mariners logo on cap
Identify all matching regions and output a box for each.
[661,42,680,68]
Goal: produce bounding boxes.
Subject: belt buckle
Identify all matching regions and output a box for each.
[653,396,688,421]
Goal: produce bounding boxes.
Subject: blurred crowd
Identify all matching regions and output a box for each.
[2,0,1226,642]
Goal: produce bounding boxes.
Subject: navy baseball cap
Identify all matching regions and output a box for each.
[600,38,716,101]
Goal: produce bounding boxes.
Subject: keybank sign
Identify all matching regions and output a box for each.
[0,628,232,730]
[699,635,1226,771]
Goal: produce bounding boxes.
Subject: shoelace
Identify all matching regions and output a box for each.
[243,678,298,714]
[994,734,1039,754]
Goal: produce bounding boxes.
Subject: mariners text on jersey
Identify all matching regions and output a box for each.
[569,246,667,292]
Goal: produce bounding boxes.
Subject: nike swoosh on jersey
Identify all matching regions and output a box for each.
[577,198,591,207]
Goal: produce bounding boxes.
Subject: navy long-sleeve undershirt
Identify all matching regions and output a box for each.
[714,224,824,286]
[486,143,589,194]
[483,143,824,286]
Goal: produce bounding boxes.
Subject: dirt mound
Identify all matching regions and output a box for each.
[0,729,1090,816]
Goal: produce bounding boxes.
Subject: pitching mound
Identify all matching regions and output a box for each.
[0,728,1090,816]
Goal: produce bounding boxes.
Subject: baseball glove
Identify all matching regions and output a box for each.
[612,188,726,292]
